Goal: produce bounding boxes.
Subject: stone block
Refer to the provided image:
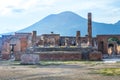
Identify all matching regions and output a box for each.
[21,54,39,64]
[89,51,102,60]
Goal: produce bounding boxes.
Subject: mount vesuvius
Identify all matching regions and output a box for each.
[16,11,120,37]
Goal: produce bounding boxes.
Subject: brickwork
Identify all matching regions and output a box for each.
[32,31,37,46]
[1,54,9,60]
[15,53,21,61]
[97,35,120,54]
[39,34,60,46]
[39,52,82,61]
[20,38,28,52]
[89,51,102,60]
[76,31,81,46]
[1,47,101,61]
[60,37,76,46]
[88,13,92,46]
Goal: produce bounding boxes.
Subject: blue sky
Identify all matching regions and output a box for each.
[0,0,120,34]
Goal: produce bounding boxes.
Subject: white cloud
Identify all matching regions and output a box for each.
[0,0,56,15]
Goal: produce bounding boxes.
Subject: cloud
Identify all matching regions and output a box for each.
[5,6,25,13]
[0,0,23,15]
[0,0,56,15]
[12,9,25,13]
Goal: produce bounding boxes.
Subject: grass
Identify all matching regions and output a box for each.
[97,68,120,76]
[40,60,102,66]
[40,61,82,65]
[0,60,103,67]
[1,60,102,65]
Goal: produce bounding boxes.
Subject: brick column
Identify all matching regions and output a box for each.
[88,13,92,46]
[32,31,37,46]
[76,31,81,46]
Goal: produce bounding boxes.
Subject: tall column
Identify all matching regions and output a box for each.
[88,13,92,46]
[76,31,80,46]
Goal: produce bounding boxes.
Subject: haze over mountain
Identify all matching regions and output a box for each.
[14,11,120,37]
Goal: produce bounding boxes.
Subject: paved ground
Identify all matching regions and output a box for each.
[0,61,120,80]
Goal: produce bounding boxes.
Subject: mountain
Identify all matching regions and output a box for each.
[16,11,120,37]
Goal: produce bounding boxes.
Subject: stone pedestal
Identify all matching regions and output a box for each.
[21,54,39,64]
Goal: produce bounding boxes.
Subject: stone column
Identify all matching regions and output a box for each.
[76,31,81,47]
[32,31,37,46]
[65,38,70,47]
[88,13,92,46]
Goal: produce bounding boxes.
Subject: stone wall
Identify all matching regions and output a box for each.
[1,47,103,61]
[1,51,103,61]
[12,52,82,61]
[39,52,82,61]
[15,53,22,61]
[1,54,9,60]
[34,47,92,52]
[97,35,120,54]
[89,51,102,60]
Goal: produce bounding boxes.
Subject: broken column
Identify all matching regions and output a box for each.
[76,31,81,47]
[32,31,37,46]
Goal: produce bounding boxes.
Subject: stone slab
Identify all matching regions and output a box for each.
[21,54,39,64]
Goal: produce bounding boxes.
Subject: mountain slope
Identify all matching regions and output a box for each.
[17,11,120,37]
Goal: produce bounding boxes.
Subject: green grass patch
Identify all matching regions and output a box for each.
[97,68,120,76]
[0,60,102,67]
[40,60,102,66]
[40,60,83,65]
[40,61,62,66]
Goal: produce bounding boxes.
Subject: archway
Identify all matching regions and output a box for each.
[107,37,120,55]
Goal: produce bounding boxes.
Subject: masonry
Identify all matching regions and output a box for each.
[0,12,120,61]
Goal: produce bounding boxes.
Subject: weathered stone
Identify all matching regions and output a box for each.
[15,53,21,61]
[76,31,81,46]
[39,52,82,61]
[1,54,9,60]
[21,54,39,64]
[89,51,102,60]
[88,13,92,46]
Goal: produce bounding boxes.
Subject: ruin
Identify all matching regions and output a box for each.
[0,13,120,61]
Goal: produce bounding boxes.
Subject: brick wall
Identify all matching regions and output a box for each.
[89,51,102,60]
[14,52,81,61]
[2,54,9,60]
[39,52,82,61]
[1,51,103,61]
[15,53,21,61]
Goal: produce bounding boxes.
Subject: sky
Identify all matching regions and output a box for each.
[0,0,120,34]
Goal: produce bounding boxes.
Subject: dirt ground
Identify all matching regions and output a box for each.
[0,61,120,80]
